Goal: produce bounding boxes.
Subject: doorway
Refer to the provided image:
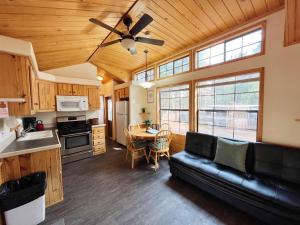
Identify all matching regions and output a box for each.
[105,96,113,138]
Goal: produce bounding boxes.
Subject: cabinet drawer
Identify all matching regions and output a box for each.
[92,127,104,134]
[93,144,106,155]
[93,139,104,146]
[93,133,104,139]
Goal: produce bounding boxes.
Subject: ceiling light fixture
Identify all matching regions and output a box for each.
[97,75,103,81]
[134,50,155,89]
[120,38,135,50]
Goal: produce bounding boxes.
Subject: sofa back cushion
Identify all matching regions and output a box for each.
[254,142,300,185]
[214,138,249,173]
[185,132,215,159]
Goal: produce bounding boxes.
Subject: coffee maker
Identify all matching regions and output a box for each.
[22,117,37,132]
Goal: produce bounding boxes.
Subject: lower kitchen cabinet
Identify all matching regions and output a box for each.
[92,126,106,155]
[0,148,63,207]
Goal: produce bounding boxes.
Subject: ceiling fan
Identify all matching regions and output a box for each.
[89,14,164,55]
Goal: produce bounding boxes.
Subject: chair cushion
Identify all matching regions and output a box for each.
[132,140,147,149]
[254,143,300,185]
[171,151,300,212]
[149,138,168,150]
[184,132,215,159]
[214,138,249,173]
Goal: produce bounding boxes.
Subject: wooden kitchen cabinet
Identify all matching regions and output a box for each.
[72,84,87,96]
[124,87,129,98]
[57,83,73,96]
[38,80,56,112]
[88,86,100,110]
[0,148,63,207]
[92,126,106,155]
[0,53,34,116]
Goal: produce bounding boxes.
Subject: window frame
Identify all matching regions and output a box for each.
[134,68,155,82]
[157,53,191,80]
[156,81,192,135]
[194,21,266,71]
[194,68,264,142]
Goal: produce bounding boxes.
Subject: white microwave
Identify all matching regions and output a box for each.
[56,96,89,112]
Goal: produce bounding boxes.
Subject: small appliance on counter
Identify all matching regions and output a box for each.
[35,120,45,131]
[89,118,99,125]
[22,117,37,132]
[56,115,92,164]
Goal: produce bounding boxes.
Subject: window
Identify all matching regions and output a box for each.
[196,29,263,69]
[159,84,190,135]
[159,56,190,78]
[196,72,262,142]
[134,68,154,81]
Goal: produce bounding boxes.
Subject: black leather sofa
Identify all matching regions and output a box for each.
[169,132,300,225]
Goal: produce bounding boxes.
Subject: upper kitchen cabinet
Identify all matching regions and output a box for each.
[57,83,73,96]
[0,52,34,115]
[73,84,88,96]
[88,86,100,110]
[38,80,56,112]
[57,83,88,96]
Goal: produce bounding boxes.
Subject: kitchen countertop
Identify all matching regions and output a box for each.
[0,129,61,158]
[91,124,106,128]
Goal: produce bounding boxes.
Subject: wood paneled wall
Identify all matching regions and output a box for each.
[284,0,300,46]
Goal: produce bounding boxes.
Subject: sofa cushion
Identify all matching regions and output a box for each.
[171,151,300,212]
[184,132,215,159]
[214,138,249,173]
[254,143,300,185]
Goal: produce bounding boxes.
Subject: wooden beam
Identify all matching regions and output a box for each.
[284,0,300,46]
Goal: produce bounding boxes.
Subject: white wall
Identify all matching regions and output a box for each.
[141,10,300,147]
[129,85,147,124]
[45,63,98,81]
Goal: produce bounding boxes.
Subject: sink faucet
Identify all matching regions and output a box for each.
[21,127,34,137]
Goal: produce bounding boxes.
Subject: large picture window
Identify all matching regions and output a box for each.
[134,68,154,82]
[159,84,190,135]
[159,56,190,79]
[196,72,262,141]
[196,28,263,69]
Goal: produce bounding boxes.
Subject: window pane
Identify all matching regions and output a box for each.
[174,67,182,74]
[196,72,261,141]
[243,30,262,46]
[226,37,242,51]
[160,65,166,72]
[211,54,224,65]
[174,59,182,67]
[183,57,189,65]
[198,49,210,60]
[226,48,242,61]
[182,64,189,72]
[242,42,261,56]
[198,59,210,68]
[167,62,173,70]
[159,84,189,135]
[211,43,224,56]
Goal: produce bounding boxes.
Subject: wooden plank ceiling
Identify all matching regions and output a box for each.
[0,0,284,81]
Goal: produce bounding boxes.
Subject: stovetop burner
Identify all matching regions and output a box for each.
[56,115,91,136]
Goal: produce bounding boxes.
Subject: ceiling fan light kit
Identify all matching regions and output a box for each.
[89,13,165,56]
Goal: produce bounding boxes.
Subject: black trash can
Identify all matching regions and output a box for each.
[0,172,47,225]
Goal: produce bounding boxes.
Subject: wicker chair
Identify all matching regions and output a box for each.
[148,130,172,171]
[124,128,148,169]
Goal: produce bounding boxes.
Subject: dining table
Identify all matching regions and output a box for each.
[128,128,158,140]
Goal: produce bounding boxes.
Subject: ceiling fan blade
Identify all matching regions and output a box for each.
[100,39,121,47]
[129,14,153,36]
[135,37,164,46]
[130,48,137,55]
[89,18,123,36]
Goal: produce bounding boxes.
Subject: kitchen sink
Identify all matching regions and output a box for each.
[17,130,53,142]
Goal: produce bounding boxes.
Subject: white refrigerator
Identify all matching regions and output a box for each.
[116,101,129,146]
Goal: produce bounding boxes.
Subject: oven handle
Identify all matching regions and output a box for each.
[61,131,91,137]
[61,150,93,159]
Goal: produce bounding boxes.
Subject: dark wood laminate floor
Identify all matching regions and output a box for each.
[42,139,264,225]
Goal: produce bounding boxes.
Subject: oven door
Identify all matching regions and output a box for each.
[60,132,92,156]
